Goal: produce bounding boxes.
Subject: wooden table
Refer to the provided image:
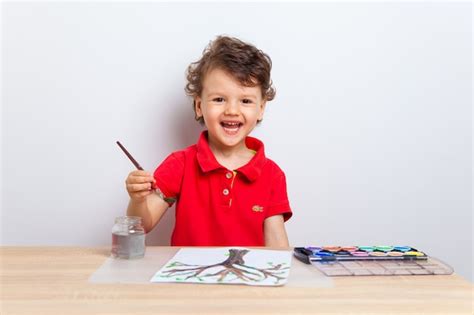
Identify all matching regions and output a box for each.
[1,247,472,314]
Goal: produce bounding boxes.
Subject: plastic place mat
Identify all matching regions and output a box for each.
[89,247,332,288]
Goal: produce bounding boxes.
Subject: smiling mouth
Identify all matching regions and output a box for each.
[220,121,243,135]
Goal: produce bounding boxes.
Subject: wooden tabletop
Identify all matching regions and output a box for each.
[1,247,472,315]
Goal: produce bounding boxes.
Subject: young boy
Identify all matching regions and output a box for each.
[125,36,292,247]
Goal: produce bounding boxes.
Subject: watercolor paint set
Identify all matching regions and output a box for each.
[295,246,428,262]
[294,246,454,276]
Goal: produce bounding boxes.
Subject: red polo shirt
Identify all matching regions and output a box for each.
[153,131,292,246]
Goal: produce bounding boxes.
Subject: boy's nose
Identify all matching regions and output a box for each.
[224,100,240,115]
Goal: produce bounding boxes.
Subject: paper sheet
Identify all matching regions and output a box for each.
[150,247,292,286]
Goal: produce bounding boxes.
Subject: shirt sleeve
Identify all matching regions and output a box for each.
[266,171,293,222]
[153,152,185,206]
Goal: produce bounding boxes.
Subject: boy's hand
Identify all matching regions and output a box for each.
[125,170,156,200]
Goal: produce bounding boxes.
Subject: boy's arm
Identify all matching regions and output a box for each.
[127,191,169,233]
[263,214,289,248]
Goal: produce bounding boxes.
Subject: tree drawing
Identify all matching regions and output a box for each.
[159,249,289,285]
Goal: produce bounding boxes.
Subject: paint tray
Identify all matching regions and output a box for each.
[294,246,454,276]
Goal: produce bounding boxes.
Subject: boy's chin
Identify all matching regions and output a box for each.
[212,131,247,147]
[219,134,245,146]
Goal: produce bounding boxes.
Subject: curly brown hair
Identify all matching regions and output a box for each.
[185,36,276,124]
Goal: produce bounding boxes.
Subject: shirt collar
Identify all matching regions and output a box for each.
[196,130,266,182]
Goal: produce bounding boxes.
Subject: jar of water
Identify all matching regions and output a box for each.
[111,216,145,259]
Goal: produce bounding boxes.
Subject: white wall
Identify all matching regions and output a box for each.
[2,2,472,281]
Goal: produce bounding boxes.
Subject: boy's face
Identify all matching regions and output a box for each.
[195,68,266,150]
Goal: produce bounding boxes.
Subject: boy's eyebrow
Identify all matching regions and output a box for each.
[241,94,258,98]
[206,91,259,98]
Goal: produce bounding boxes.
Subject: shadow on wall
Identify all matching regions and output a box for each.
[146,98,203,245]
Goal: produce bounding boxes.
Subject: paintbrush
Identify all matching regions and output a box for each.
[116,141,156,189]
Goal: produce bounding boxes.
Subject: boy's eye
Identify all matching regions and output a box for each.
[242,99,253,104]
[213,97,224,102]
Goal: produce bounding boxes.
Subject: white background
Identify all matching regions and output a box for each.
[2,2,472,281]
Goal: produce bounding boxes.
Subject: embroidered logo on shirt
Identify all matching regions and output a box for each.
[252,205,264,212]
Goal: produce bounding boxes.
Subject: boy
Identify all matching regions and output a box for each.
[125,36,292,247]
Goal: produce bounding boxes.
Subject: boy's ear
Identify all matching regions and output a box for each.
[258,100,267,121]
[194,96,202,118]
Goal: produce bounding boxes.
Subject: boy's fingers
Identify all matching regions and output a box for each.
[127,183,152,192]
[129,170,152,177]
[127,174,155,184]
[131,177,154,184]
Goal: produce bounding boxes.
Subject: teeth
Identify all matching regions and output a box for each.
[222,122,240,126]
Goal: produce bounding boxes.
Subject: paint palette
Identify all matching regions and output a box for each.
[305,246,428,261]
[294,246,454,276]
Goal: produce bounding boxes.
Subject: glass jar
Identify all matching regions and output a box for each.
[111,216,146,259]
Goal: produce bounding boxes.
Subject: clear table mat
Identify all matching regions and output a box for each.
[89,247,333,288]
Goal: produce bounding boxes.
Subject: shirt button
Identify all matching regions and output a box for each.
[226,172,233,179]
[223,189,229,196]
